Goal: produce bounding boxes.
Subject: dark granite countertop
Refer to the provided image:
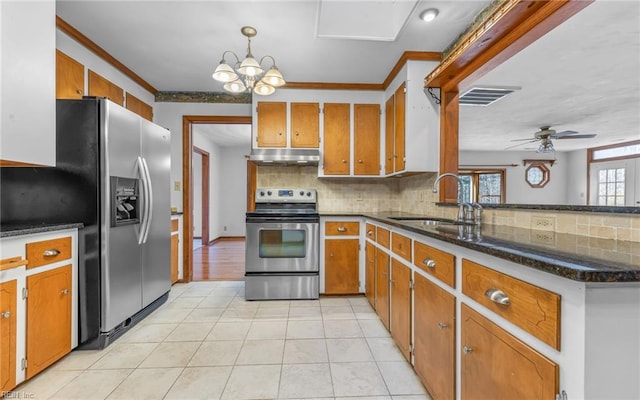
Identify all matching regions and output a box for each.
[0,223,84,238]
[321,212,640,283]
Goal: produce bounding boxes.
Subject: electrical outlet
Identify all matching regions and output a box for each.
[531,216,555,231]
[174,181,181,191]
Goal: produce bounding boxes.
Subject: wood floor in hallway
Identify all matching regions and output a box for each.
[192,238,245,281]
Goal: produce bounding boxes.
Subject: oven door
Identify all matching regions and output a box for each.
[245,220,319,273]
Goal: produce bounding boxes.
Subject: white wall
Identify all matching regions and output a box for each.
[218,145,249,236]
[153,102,251,212]
[459,150,574,204]
[565,149,588,205]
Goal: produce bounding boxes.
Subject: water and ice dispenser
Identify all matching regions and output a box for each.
[110,176,140,226]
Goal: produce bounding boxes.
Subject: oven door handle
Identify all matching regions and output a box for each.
[246,219,319,225]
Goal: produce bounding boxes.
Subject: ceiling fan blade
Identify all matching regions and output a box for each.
[551,130,579,137]
[556,134,597,139]
[504,139,537,150]
[510,138,539,142]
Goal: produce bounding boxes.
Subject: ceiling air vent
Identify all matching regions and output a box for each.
[459,86,520,106]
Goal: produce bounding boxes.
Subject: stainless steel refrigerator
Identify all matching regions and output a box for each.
[0,98,172,348]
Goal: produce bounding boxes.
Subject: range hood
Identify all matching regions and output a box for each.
[249,148,320,165]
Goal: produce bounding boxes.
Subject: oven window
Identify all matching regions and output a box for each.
[259,229,307,258]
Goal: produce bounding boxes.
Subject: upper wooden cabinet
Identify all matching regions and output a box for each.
[88,70,124,106]
[290,102,319,148]
[126,93,153,122]
[0,0,56,166]
[323,103,351,175]
[354,104,381,175]
[56,50,84,99]
[385,83,406,174]
[256,101,287,147]
[383,60,440,176]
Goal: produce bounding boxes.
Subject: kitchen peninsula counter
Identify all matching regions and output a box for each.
[0,222,84,238]
[321,212,640,283]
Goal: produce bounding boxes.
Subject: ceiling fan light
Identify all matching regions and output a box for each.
[223,79,246,93]
[238,57,263,76]
[254,81,275,96]
[263,67,285,87]
[212,62,237,83]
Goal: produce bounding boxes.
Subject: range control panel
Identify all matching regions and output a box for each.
[255,188,317,203]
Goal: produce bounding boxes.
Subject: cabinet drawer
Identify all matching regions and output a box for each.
[26,237,72,269]
[391,232,411,262]
[325,221,360,236]
[365,223,376,241]
[462,259,561,350]
[376,227,390,248]
[414,241,455,288]
[171,219,179,232]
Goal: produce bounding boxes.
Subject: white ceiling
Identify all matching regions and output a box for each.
[55,1,639,152]
[459,0,640,152]
[193,124,252,147]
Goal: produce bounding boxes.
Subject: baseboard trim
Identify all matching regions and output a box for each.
[209,236,245,245]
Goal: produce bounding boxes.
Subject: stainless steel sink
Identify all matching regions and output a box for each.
[388,216,468,226]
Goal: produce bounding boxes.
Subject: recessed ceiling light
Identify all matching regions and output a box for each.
[419,8,439,22]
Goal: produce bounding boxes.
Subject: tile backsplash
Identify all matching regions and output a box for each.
[257,166,640,242]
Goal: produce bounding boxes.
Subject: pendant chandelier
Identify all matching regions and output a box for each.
[212,26,285,96]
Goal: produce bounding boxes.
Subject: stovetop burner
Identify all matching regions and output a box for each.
[248,188,318,221]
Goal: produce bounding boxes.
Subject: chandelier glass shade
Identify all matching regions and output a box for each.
[537,138,555,153]
[212,26,285,95]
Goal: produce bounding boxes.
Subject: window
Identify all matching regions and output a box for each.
[525,162,550,188]
[459,170,505,204]
[596,168,625,206]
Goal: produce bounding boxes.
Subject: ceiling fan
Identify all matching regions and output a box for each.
[505,126,597,153]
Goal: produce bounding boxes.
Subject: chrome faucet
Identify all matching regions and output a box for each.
[432,173,469,222]
[471,202,483,226]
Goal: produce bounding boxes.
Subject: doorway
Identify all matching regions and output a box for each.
[181,115,255,283]
[192,146,210,249]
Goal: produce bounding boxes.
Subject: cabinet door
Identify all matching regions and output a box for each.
[375,249,390,330]
[365,242,375,307]
[414,274,455,400]
[56,50,84,99]
[291,102,319,148]
[461,304,559,400]
[324,239,359,294]
[126,93,154,121]
[257,102,287,147]
[0,280,17,392]
[323,103,351,175]
[26,265,72,379]
[390,259,411,361]
[394,83,406,172]
[88,70,124,106]
[171,234,179,284]
[384,96,394,175]
[354,104,380,175]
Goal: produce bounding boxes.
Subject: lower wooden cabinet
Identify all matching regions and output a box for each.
[461,304,559,400]
[0,280,17,392]
[26,265,72,378]
[414,273,455,400]
[390,259,411,361]
[375,249,390,330]
[365,241,375,307]
[324,239,359,294]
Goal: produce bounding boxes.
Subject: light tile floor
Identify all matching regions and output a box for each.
[13,281,431,400]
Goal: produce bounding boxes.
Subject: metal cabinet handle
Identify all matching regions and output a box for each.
[61,289,69,295]
[76,89,83,95]
[1,311,10,319]
[43,249,60,257]
[423,259,436,268]
[341,159,347,163]
[358,160,363,163]
[367,230,373,236]
[463,345,473,354]
[295,131,300,136]
[485,288,510,305]
[337,226,347,232]
[438,322,447,330]
[279,132,283,135]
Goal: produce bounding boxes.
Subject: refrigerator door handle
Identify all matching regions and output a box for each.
[136,156,149,245]
[141,157,153,244]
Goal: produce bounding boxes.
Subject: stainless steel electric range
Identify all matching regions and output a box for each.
[245,188,319,300]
